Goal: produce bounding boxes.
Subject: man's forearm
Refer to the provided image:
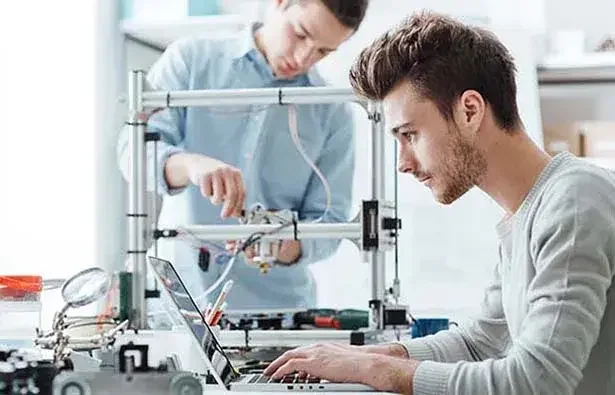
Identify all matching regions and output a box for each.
[164,152,195,189]
[368,354,420,395]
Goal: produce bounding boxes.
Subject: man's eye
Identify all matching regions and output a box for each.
[401,131,415,141]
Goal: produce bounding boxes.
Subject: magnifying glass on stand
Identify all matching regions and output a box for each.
[52,267,111,331]
[35,267,130,365]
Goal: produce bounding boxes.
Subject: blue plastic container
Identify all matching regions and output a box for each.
[188,0,220,16]
[411,318,450,338]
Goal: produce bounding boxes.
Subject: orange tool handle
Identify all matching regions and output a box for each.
[314,316,341,329]
[0,275,43,293]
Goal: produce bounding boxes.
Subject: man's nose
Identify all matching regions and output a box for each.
[397,144,416,174]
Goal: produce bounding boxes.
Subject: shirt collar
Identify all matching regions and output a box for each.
[231,22,325,86]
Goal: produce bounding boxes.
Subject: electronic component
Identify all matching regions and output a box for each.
[52,343,203,395]
[0,347,68,395]
[198,247,210,272]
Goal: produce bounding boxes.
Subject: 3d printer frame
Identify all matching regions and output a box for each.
[124,70,402,332]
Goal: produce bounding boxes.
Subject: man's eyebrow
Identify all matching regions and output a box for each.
[391,122,412,136]
[299,22,336,52]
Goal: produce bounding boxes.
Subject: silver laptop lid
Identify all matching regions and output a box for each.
[148,256,241,386]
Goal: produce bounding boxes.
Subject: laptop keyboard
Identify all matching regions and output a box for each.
[248,373,322,384]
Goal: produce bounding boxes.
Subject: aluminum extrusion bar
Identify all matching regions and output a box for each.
[142,87,366,108]
[127,70,148,330]
[162,222,362,242]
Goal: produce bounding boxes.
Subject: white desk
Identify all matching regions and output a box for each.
[203,390,393,395]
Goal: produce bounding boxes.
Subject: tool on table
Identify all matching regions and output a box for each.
[206,280,233,325]
[293,309,369,330]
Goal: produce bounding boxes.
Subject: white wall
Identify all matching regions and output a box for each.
[545,0,615,50]
[1,0,99,327]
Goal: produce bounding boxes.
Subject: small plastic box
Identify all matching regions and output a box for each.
[0,276,43,347]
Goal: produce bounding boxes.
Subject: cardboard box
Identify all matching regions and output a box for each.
[542,123,584,156]
[543,121,615,157]
[579,122,615,157]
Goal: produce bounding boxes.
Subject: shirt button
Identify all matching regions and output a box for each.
[244,153,253,160]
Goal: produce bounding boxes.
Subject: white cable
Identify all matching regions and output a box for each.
[288,105,332,223]
[194,254,239,304]
[192,220,294,303]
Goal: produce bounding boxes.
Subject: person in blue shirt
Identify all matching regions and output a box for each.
[117,0,368,312]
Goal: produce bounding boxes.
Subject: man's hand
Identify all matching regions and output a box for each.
[275,240,301,264]
[187,154,246,218]
[263,343,420,394]
[165,153,246,218]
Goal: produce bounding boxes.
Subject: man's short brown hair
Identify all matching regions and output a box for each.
[288,0,369,31]
[349,11,521,131]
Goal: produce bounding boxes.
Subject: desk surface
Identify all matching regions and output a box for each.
[203,389,394,395]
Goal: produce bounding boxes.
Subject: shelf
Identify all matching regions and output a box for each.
[121,15,247,52]
[537,53,615,85]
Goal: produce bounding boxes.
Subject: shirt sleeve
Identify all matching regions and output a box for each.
[295,103,355,265]
[116,38,193,196]
[411,172,615,395]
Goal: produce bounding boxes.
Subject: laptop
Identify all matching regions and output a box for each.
[148,256,374,392]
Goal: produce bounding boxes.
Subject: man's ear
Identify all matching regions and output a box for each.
[454,90,485,135]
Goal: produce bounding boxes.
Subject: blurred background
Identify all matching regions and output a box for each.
[1,0,614,324]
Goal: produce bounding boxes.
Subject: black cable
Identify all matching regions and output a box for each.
[237,221,295,253]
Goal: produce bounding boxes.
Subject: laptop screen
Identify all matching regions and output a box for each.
[148,256,240,385]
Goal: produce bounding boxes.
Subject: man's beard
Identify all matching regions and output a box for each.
[436,126,487,205]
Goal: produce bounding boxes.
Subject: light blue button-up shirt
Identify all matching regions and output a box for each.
[118,25,355,310]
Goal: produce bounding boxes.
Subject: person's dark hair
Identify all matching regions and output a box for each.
[288,0,368,31]
[349,11,521,131]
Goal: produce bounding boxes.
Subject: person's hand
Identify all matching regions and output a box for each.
[263,343,419,394]
[186,155,245,218]
[275,240,301,264]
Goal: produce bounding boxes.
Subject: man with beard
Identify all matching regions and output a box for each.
[263,11,615,395]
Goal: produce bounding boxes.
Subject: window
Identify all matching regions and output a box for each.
[1,2,96,282]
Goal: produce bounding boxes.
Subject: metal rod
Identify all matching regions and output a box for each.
[142,87,367,108]
[171,222,361,242]
[127,70,148,330]
[368,100,387,330]
[152,140,158,257]
[393,138,400,304]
